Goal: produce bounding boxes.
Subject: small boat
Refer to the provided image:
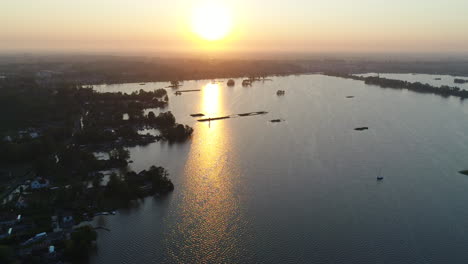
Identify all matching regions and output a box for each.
[277,90,285,96]
[139,83,146,86]
[377,169,384,181]
[190,113,205,117]
[227,79,235,86]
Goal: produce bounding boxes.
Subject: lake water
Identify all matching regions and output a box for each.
[90,74,468,264]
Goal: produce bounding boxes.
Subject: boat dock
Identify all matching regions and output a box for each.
[197,111,268,122]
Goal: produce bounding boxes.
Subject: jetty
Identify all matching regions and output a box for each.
[237,111,268,117]
[198,116,231,122]
[174,89,201,95]
[197,111,269,122]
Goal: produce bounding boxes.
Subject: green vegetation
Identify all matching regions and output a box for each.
[0,75,181,262]
[64,225,97,263]
[0,245,15,263]
[328,73,468,99]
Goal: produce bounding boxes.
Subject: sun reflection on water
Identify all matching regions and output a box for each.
[166,82,244,263]
[202,83,221,118]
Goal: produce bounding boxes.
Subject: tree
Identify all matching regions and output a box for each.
[64,225,97,262]
[92,174,103,188]
[0,245,14,263]
[148,111,156,121]
[109,147,129,161]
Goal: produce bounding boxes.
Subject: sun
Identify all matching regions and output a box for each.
[192,3,232,41]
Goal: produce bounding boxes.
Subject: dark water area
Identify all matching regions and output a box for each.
[90,75,468,264]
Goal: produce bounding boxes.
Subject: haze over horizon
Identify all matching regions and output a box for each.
[2,0,468,56]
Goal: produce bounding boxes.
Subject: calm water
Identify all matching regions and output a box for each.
[90,75,468,264]
[357,73,468,89]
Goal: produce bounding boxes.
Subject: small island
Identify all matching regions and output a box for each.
[454,79,468,84]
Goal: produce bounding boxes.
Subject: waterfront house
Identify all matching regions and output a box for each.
[31,178,50,189]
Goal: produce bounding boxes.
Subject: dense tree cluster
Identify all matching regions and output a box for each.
[326,73,468,99]
[64,225,97,263]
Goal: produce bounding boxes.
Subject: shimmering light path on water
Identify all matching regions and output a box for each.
[91,75,468,264]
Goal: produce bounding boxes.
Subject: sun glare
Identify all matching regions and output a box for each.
[192,3,232,41]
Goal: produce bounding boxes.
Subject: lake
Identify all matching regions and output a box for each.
[90,74,468,264]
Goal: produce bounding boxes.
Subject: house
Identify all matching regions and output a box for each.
[51,216,62,232]
[16,196,28,208]
[55,211,74,229]
[62,213,74,227]
[31,178,50,189]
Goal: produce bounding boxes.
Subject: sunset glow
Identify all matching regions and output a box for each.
[192,2,232,41]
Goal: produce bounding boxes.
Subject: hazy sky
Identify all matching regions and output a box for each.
[2,0,468,55]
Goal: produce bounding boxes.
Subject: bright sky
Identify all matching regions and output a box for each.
[1,0,468,55]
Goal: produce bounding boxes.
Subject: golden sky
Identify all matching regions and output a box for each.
[2,0,468,55]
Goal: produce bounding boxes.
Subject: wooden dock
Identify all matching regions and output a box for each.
[197,116,231,122]
[197,111,268,122]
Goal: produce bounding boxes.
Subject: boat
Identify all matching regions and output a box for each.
[277,90,285,96]
[190,113,205,117]
[227,79,235,86]
[377,169,384,181]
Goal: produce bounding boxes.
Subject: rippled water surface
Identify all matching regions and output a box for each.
[90,75,468,264]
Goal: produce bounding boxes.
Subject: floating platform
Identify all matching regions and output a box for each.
[238,111,268,117]
[197,116,231,122]
[197,111,268,122]
[354,127,369,131]
[174,89,201,95]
